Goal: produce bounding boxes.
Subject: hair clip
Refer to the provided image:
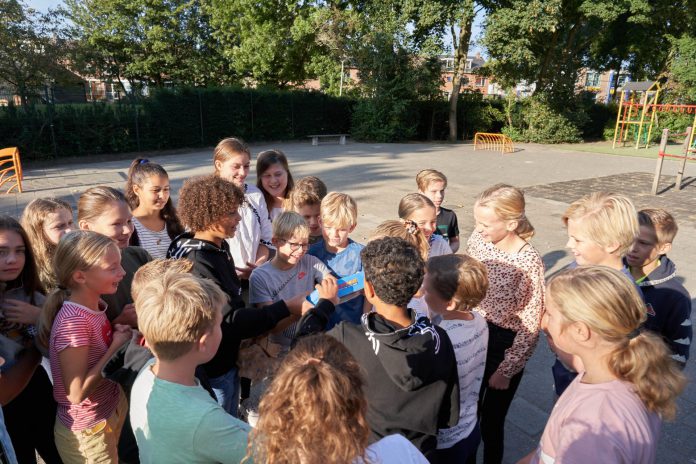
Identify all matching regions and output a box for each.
[139,159,150,165]
[627,328,641,340]
[400,219,418,235]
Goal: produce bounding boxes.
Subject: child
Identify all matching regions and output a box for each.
[256,149,294,222]
[246,334,428,464]
[213,138,273,280]
[168,175,307,415]
[308,192,366,327]
[519,266,686,464]
[416,169,460,252]
[37,230,132,462]
[467,183,545,464]
[250,211,330,352]
[399,193,452,258]
[285,176,328,245]
[626,208,692,367]
[296,237,460,460]
[372,219,430,261]
[125,158,184,259]
[0,216,61,464]
[78,186,152,327]
[553,192,640,395]
[130,272,250,463]
[422,254,489,462]
[21,197,74,292]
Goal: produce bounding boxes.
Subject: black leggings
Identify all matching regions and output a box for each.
[2,366,62,463]
[467,322,524,464]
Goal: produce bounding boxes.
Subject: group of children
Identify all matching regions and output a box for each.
[0,136,691,464]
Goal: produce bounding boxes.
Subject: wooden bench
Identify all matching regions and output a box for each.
[307,134,349,146]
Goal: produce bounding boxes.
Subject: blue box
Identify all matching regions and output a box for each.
[307,271,365,305]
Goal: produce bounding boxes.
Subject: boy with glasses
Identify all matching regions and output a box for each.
[250,211,331,354]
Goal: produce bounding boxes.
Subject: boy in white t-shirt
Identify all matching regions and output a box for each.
[422,254,490,462]
[130,272,250,463]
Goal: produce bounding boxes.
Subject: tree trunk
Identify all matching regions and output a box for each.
[448,1,475,143]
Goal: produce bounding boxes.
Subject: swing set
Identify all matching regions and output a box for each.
[612,80,696,151]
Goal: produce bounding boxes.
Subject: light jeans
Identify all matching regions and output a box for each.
[208,367,240,417]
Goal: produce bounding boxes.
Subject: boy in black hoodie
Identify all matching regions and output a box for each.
[297,236,459,462]
[167,175,316,416]
[626,208,692,367]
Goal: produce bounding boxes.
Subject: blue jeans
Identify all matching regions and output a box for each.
[208,368,240,417]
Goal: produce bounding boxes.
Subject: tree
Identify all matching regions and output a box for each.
[0,0,68,105]
[667,34,696,102]
[65,0,230,93]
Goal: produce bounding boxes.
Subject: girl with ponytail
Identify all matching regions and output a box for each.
[467,183,545,464]
[38,231,133,462]
[398,193,452,258]
[520,266,686,464]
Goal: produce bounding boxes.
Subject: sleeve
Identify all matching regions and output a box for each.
[193,408,251,464]
[664,295,692,366]
[256,194,274,249]
[497,257,545,378]
[249,269,273,304]
[312,258,331,282]
[229,301,291,339]
[439,351,460,429]
[449,211,459,238]
[52,316,92,352]
[295,300,338,339]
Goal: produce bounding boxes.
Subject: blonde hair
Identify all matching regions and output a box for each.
[476,184,534,240]
[272,211,309,241]
[213,137,251,174]
[562,192,638,256]
[398,193,435,220]
[131,258,193,302]
[321,192,358,229]
[283,188,321,212]
[20,198,73,291]
[245,334,369,464]
[548,266,686,419]
[416,169,448,191]
[37,231,117,350]
[78,186,128,225]
[638,208,678,245]
[371,219,429,261]
[426,254,489,311]
[135,272,227,361]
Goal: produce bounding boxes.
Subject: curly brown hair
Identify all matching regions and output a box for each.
[245,335,370,464]
[177,175,243,233]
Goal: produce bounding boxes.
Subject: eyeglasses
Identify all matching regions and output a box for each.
[279,239,309,251]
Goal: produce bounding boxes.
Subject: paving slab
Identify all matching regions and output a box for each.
[2,141,695,463]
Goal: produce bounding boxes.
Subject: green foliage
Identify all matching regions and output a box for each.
[503,95,583,143]
[413,92,505,140]
[668,35,696,102]
[0,87,354,159]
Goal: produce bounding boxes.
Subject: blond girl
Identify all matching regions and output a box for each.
[467,183,545,464]
[20,197,74,292]
[37,231,132,462]
[398,193,452,258]
[519,266,686,464]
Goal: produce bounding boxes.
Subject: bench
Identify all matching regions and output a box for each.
[307,134,349,146]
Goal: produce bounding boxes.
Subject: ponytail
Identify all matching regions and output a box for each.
[371,219,429,261]
[548,266,686,419]
[36,231,117,352]
[609,331,685,419]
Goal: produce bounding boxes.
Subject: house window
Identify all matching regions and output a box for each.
[616,74,630,88]
[447,76,452,82]
[476,77,486,87]
[585,71,600,88]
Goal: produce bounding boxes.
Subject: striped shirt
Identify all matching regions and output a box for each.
[132,217,171,259]
[49,301,120,431]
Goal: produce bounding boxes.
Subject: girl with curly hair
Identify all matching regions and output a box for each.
[246,334,428,464]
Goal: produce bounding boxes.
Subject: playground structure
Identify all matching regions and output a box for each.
[473,132,515,154]
[651,126,696,195]
[612,81,696,149]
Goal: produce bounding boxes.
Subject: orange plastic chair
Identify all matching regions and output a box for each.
[0,147,23,193]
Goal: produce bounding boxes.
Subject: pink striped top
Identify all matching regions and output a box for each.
[49,301,120,431]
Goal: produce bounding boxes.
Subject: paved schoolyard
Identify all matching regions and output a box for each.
[3,141,695,463]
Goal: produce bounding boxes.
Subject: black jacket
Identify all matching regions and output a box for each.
[297,306,459,459]
[167,233,292,377]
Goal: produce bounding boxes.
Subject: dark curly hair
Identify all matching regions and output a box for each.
[177,175,243,233]
[361,236,424,308]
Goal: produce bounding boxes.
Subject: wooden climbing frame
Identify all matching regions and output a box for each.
[651,125,696,195]
[473,132,515,154]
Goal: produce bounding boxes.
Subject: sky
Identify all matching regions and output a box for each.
[28,0,487,57]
